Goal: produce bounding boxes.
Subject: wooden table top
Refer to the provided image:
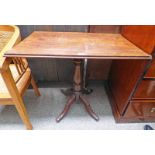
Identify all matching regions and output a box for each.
[4,31,151,59]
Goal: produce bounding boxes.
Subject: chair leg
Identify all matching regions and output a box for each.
[15,100,33,130]
[31,76,41,97]
[1,64,33,130]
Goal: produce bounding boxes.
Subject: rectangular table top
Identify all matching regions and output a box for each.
[4,31,151,59]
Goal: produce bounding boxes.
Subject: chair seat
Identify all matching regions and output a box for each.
[0,64,19,97]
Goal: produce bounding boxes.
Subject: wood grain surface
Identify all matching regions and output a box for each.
[5,31,150,59]
[121,26,155,54]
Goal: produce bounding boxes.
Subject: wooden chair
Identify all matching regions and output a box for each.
[0,25,40,130]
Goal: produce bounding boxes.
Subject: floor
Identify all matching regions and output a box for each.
[0,82,155,130]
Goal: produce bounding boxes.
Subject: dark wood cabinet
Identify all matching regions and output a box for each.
[121,26,155,54]
[107,25,155,123]
[108,59,148,115]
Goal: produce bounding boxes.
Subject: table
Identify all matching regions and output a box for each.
[5,31,151,122]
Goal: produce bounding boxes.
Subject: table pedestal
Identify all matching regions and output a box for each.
[60,59,93,96]
[56,59,99,122]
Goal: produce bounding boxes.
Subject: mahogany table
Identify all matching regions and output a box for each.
[4,31,151,122]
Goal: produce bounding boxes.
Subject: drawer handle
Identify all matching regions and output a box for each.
[150,108,155,113]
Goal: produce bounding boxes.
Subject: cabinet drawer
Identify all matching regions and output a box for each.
[125,101,155,118]
[133,80,155,99]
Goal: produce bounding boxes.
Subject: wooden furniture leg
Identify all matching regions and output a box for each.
[31,76,41,97]
[1,67,32,130]
[56,59,99,122]
[79,95,99,121]
[15,100,33,130]
[56,95,76,122]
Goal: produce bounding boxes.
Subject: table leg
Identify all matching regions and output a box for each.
[56,59,99,122]
[79,95,99,121]
[56,95,76,122]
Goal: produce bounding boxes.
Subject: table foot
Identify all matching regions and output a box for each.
[56,95,76,122]
[61,88,73,96]
[61,87,93,96]
[79,95,99,121]
[82,87,93,95]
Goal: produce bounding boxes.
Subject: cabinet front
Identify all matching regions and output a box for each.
[133,80,155,99]
[125,101,155,119]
